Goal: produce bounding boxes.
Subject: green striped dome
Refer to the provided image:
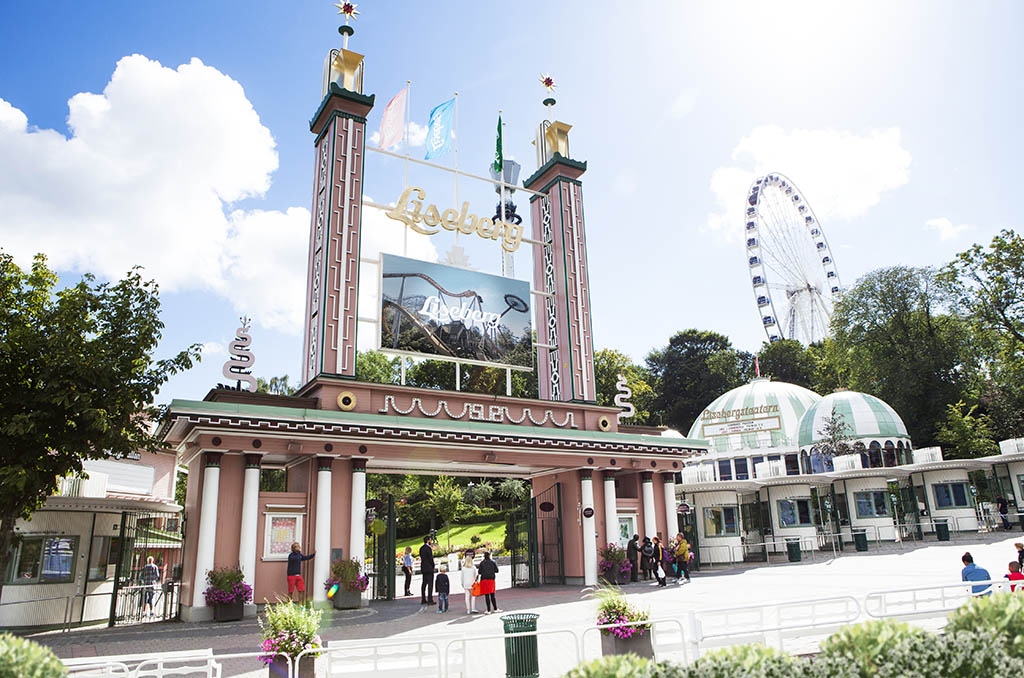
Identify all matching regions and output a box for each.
[687,378,821,453]
[797,391,910,447]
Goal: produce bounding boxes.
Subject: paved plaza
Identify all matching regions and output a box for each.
[34,531,1021,676]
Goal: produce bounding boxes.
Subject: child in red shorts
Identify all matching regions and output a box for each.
[287,542,315,602]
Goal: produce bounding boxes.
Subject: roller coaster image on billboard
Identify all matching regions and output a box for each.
[380,254,533,369]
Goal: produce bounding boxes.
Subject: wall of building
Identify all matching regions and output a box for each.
[765,484,816,554]
[920,469,978,532]
[841,477,898,541]
[690,489,743,565]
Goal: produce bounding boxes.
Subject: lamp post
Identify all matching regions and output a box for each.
[489,159,521,277]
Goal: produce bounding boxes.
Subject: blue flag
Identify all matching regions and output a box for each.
[424,98,455,160]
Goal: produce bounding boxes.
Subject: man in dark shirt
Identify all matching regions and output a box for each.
[419,535,435,604]
[626,535,640,583]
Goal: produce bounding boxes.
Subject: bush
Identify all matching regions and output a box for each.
[203,566,253,605]
[817,619,926,676]
[945,591,1024,658]
[258,600,322,662]
[670,644,798,678]
[0,633,67,678]
[589,586,650,639]
[873,630,1024,677]
[562,654,653,677]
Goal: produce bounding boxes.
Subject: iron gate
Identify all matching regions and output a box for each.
[534,483,564,585]
[508,498,537,588]
[109,510,184,626]
[368,494,396,601]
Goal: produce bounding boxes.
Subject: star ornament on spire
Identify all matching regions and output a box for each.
[539,74,557,92]
[334,2,359,22]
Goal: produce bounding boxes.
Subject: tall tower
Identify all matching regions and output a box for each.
[525,99,596,403]
[302,23,374,384]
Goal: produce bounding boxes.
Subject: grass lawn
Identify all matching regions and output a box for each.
[394,520,505,557]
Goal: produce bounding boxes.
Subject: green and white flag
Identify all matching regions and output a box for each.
[493,115,503,175]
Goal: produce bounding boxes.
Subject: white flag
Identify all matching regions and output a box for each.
[378,87,407,150]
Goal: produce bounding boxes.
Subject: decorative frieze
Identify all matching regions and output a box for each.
[378,394,576,428]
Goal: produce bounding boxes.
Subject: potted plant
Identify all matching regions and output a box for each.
[324,556,369,610]
[590,586,653,658]
[203,566,253,622]
[597,543,632,585]
[258,599,323,678]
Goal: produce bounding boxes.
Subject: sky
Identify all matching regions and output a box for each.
[0,1,1020,405]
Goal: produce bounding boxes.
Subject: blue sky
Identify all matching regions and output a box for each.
[1,1,1019,404]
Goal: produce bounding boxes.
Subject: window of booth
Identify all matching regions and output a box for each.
[703,506,739,537]
[7,536,77,584]
[735,458,750,480]
[854,491,890,518]
[87,536,121,580]
[784,455,800,475]
[264,513,304,560]
[718,459,733,481]
[934,482,970,509]
[778,499,814,527]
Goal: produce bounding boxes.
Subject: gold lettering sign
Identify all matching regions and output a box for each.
[384,186,524,253]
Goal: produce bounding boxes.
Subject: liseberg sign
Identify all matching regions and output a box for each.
[380,254,533,369]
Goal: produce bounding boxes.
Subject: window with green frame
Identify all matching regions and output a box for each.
[703,506,739,537]
[854,491,890,518]
[778,498,814,527]
[7,536,78,584]
[934,482,970,508]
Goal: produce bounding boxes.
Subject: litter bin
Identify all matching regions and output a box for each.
[501,613,540,678]
[785,537,802,563]
[853,528,869,552]
[936,519,951,542]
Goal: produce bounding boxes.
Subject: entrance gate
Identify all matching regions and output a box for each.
[368,494,397,601]
[534,483,564,585]
[108,510,184,626]
[507,500,536,588]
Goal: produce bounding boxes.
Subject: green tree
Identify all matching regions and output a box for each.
[593,348,655,424]
[645,330,746,432]
[496,478,528,509]
[256,375,296,395]
[756,339,816,389]
[0,253,200,600]
[427,476,463,551]
[816,408,854,459]
[807,337,852,395]
[936,401,999,460]
[355,350,402,384]
[463,480,494,507]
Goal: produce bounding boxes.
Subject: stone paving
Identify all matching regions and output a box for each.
[31,530,1022,676]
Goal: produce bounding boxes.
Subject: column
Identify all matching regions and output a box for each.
[349,458,367,565]
[238,454,261,592]
[193,452,221,607]
[662,472,678,538]
[641,472,658,539]
[313,457,333,603]
[580,469,598,586]
[603,470,619,544]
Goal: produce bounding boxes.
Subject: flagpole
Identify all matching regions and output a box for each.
[403,80,411,257]
[498,109,506,277]
[453,91,460,247]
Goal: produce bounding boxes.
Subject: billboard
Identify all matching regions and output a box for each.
[380,254,533,369]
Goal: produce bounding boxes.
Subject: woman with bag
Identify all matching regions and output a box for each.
[477,551,501,614]
[461,552,478,614]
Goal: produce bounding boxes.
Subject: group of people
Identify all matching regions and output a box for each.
[627,533,692,587]
[960,544,1024,595]
[404,536,501,615]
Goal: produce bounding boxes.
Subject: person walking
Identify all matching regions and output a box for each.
[402,546,414,597]
[996,495,1011,531]
[626,534,640,583]
[461,552,479,614]
[139,556,161,618]
[435,564,450,613]
[477,551,500,614]
[287,542,315,602]
[674,534,691,584]
[419,535,435,604]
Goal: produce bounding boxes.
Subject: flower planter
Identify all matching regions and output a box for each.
[332,589,362,610]
[601,631,654,659]
[213,601,244,622]
[268,655,316,678]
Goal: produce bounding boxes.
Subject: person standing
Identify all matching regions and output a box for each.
[640,538,654,581]
[287,542,315,602]
[996,495,1011,531]
[626,535,640,583]
[1006,561,1024,591]
[477,551,500,614]
[652,537,667,587]
[961,551,992,596]
[461,552,478,614]
[402,546,414,597]
[435,564,450,613]
[419,535,435,604]
[674,534,691,584]
[139,556,161,618]
[1015,542,1024,571]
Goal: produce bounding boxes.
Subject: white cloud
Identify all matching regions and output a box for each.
[368,121,427,149]
[924,216,969,241]
[704,126,912,239]
[200,341,225,356]
[670,89,698,119]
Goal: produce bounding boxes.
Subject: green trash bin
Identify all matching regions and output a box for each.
[501,612,540,678]
[785,537,802,562]
[853,528,869,552]
[936,519,951,542]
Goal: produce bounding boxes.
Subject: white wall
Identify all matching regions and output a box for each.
[690,490,743,565]
[921,469,978,532]
[765,484,817,553]
[842,477,898,541]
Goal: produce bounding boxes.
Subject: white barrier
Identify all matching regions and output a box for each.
[864,579,1017,621]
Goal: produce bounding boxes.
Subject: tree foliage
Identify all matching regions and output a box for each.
[426,476,463,550]
[936,400,1000,460]
[256,375,296,396]
[355,350,402,384]
[816,408,854,458]
[756,339,816,389]
[0,253,200,599]
[593,348,654,424]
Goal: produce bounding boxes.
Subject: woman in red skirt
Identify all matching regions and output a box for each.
[477,551,501,614]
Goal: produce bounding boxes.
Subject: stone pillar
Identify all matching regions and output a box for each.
[193,452,222,607]
[313,457,333,603]
[662,472,678,538]
[603,470,619,545]
[239,454,261,592]
[580,469,598,586]
[641,472,658,539]
[349,458,367,564]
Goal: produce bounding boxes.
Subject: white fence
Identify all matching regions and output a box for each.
[64,580,1016,677]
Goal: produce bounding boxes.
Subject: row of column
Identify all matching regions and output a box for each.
[191,452,368,608]
[578,469,678,585]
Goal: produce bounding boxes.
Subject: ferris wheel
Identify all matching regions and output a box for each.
[745,173,841,345]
